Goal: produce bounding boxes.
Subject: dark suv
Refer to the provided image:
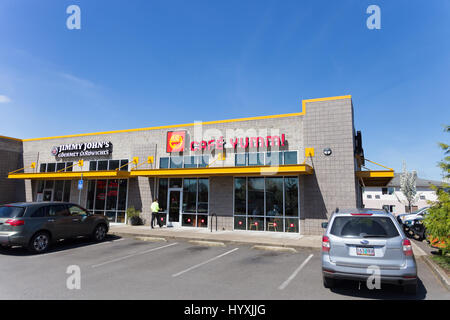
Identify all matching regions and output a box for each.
[0,202,109,253]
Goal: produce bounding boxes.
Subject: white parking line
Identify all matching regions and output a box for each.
[278,254,314,290]
[29,238,126,258]
[172,248,239,278]
[91,242,178,268]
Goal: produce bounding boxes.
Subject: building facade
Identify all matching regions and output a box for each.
[1,95,393,235]
[363,174,443,215]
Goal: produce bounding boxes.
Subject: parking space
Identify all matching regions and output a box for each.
[0,236,448,300]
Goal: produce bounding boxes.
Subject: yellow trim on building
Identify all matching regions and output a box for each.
[129,164,314,177]
[356,170,395,187]
[0,135,22,142]
[15,95,351,142]
[8,170,131,180]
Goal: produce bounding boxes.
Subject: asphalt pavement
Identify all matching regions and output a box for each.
[0,235,448,300]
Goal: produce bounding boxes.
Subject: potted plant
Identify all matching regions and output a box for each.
[126,206,143,226]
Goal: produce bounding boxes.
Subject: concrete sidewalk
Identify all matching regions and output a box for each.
[109,225,322,250]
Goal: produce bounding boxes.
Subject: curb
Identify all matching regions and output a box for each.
[189,240,226,247]
[422,255,450,291]
[252,245,297,253]
[110,231,320,251]
[134,236,167,242]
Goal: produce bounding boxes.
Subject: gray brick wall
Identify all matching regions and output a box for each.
[0,137,25,204]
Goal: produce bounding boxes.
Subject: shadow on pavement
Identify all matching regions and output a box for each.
[0,234,122,257]
[329,278,427,300]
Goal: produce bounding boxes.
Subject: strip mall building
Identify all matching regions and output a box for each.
[0,95,394,235]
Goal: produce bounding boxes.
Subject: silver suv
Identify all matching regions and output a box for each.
[321,208,417,294]
[0,202,109,254]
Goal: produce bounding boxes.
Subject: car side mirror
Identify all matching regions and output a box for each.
[321,222,328,229]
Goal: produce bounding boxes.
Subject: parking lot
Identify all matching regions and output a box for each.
[0,235,448,300]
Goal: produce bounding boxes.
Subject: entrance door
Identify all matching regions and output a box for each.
[43,189,53,201]
[167,189,182,227]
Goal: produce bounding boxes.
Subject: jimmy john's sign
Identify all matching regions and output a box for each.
[51,141,112,158]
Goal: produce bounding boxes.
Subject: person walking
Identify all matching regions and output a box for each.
[150,198,160,229]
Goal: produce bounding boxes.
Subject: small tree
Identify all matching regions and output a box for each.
[400,162,417,213]
[423,125,450,254]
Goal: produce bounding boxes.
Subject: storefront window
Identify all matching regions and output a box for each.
[117,179,128,211]
[40,163,46,173]
[198,155,209,167]
[97,161,108,171]
[283,151,298,165]
[54,181,64,201]
[265,152,282,166]
[86,179,128,222]
[248,153,264,166]
[89,161,97,171]
[63,180,71,202]
[233,176,300,232]
[158,178,168,212]
[170,156,183,168]
[106,180,118,210]
[234,177,246,215]
[109,160,120,170]
[248,178,264,216]
[95,180,107,210]
[183,156,197,168]
[235,153,247,166]
[160,157,169,169]
[265,177,283,216]
[183,178,197,213]
[47,163,56,172]
[284,177,299,216]
[197,178,209,213]
[86,180,96,210]
[56,162,65,172]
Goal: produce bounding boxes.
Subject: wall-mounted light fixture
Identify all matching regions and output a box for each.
[323,148,332,156]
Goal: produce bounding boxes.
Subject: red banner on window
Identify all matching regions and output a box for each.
[166,131,186,153]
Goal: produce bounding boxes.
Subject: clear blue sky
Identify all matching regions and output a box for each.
[0,0,449,180]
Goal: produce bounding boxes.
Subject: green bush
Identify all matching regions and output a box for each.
[126,206,142,225]
[423,184,450,255]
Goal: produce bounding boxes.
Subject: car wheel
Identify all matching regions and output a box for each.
[28,232,51,254]
[92,224,107,242]
[403,283,417,295]
[323,276,336,289]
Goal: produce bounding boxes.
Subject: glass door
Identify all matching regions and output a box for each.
[167,189,182,227]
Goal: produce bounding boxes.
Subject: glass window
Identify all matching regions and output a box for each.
[248,217,264,231]
[160,157,169,169]
[382,188,388,195]
[89,161,97,171]
[266,217,283,232]
[95,180,107,210]
[0,206,25,218]
[330,217,400,238]
[285,218,299,233]
[49,205,69,217]
[65,162,73,172]
[63,180,71,202]
[37,181,45,193]
[47,163,56,172]
[67,205,88,216]
[97,161,108,171]
[31,206,47,218]
[182,214,196,227]
[248,153,264,166]
[235,153,247,166]
[234,178,246,215]
[86,180,96,210]
[120,159,128,171]
[170,156,183,169]
[265,152,282,166]
[248,178,264,216]
[283,151,297,165]
[106,180,119,210]
[198,155,209,168]
[183,156,198,168]
[40,163,46,173]
[44,180,54,189]
[117,179,128,211]
[234,216,246,230]
[388,187,395,195]
[109,160,120,170]
[158,178,168,212]
[367,194,372,199]
[182,178,197,213]
[56,162,65,172]
[265,177,283,216]
[169,178,182,188]
[197,215,207,228]
[284,177,299,217]
[197,178,209,213]
[54,181,64,201]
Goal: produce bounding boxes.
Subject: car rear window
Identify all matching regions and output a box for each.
[0,206,25,218]
[330,216,400,238]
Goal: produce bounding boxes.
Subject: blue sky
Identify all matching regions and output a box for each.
[0,0,449,180]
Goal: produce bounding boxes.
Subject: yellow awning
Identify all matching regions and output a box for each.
[8,170,131,180]
[356,170,395,187]
[130,164,314,177]
[8,164,313,180]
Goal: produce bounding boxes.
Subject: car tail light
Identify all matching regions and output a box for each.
[402,239,413,256]
[351,213,373,216]
[322,236,330,252]
[5,219,25,226]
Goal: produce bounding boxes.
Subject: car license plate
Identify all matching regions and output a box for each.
[356,247,375,256]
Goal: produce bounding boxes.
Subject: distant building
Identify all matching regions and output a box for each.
[363,174,444,215]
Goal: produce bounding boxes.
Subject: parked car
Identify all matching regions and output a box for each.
[397,206,430,225]
[404,216,427,241]
[0,202,109,254]
[321,208,417,294]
